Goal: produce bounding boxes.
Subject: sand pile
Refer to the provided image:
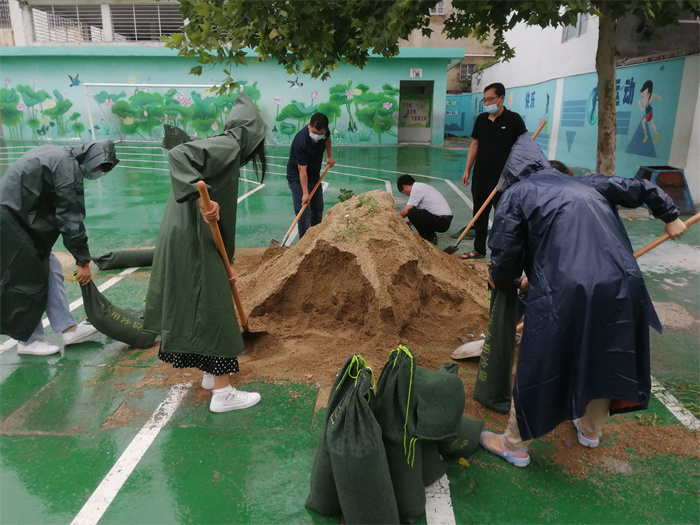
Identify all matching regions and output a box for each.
[233,190,490,390]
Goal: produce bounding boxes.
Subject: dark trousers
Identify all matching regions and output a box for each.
[288,179,323,239]
[406,208,453,242]
[471,179,501,255]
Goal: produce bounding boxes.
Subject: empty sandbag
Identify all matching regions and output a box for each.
[92,249,155,270]
[306,354,368,517]
[473,283,519,414]
[81,281,156,348]
[327,366,399,524]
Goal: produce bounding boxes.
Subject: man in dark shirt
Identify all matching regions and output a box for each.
[461,83,526,259]
[286,113,335,239]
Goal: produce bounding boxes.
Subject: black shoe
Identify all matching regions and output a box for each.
[430,234,438,245]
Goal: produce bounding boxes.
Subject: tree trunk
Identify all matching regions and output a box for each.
[595,1,617,175]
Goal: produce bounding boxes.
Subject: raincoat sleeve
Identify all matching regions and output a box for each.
[167,145,208,203]
[580,175,680,223]
[54,157,91,265]
[488,190,528,288]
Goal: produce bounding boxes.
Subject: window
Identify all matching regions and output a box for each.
[0,0,10,30]
[111,4,183,42]
[562,13,589,43]
[31,4,104,43]
[429,1,445,16]
[460,63,476,81]
[29,3,183,43]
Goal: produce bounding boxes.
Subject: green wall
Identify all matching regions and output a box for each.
[0,46,460,145]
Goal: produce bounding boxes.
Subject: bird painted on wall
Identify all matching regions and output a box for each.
[69,74,81,87]
[287,77,303,89]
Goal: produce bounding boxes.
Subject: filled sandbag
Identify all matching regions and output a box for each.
[306,354,368,516]
[438,416,483,459]
[327,366,399,524]
[473,283,519,414]
[421,441,447,487]
[374,346,425,523]
[91,249,155,270]
[81,281,156,349]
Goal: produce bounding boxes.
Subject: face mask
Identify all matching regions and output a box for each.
[309,131,325,142]
[83,169,104,180]
[484,103,500,114]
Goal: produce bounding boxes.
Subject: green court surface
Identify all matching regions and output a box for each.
[0,140,698,525]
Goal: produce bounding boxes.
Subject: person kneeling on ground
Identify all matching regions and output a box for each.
[479,136,687,467]
[0,140,119,355]
[397,174,453,245]
[144,91,266,414]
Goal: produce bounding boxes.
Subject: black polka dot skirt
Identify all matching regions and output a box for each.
[159,351,240,375]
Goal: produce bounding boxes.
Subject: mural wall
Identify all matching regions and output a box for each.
[0,47,456,146]
[467,57,693,184]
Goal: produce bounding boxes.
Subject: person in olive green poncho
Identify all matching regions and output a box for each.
[144,92,267,413]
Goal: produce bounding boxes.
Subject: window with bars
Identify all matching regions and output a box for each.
[111,4,183,42]
[561,13,589,43]
[0,0,11,30]
[29,3,183,43]
[32,4,104,43]
[460,63,476,81]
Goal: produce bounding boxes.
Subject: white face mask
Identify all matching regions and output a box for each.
[309,131,325,142]
[484,103,500,114]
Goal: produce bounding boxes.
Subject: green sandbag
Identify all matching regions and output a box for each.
[92,249,155,270]
[421,441,447,487]
[473,283,519,414]
[306,354,367,517]
[327,367,399,525]
[375,346,425,523]
[438,416,484,459]
[413,364,465,440]
[81,281,157,349]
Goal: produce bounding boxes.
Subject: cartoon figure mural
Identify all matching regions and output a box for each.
[638,80,661,143]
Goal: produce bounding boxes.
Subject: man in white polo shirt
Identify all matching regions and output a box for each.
[397,174,453,245]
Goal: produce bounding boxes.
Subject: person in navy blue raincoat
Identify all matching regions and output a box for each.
[479,135,687,467]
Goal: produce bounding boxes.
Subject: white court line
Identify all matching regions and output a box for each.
[425,475,456,525]
[0,267,139,354]
[651,377,700,430]
[237,182,266,203]
[70,382,191,525]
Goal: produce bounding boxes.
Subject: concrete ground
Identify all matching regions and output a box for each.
[0,140,698,525]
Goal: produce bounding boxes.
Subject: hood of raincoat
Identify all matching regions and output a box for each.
[70,140,118,175]
[161,91,268,156]
[495,134,551,191]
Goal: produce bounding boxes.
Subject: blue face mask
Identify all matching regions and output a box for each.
[484,103,500,114]
[309,131,325,142]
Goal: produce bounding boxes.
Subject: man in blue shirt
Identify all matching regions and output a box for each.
[286,113,335,239]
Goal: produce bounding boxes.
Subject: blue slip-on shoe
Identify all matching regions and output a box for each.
[573,419,600,448]
[479,431,531,467]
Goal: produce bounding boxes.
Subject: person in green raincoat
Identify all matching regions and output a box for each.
[144,91,267,413]
[0,140,119,356]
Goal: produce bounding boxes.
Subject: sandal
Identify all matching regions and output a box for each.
[460,250,485,260]
[479,431,531,467]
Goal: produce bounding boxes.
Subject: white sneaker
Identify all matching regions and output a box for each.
[573,419,600,448]
[62,322,98,346]
[17,340,61,356]
[202,373,215,390]
[210,387,261,413]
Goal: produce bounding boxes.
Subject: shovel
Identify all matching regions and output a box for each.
[197,181,261,339]
[270,163,332,248]
[444,120,548,255]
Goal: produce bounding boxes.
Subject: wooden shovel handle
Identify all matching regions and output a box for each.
[457,121,548,243]
[633,211,700,258]
[283,163,332,239]
[196,181,249,330]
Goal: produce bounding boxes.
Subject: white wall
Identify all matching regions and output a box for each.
[474,18,598,92]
